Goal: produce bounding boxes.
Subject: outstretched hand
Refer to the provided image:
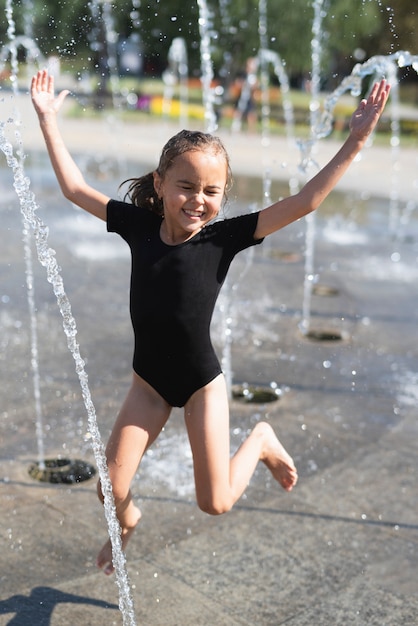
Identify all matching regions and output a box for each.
[349,79,391,141]
[31,69,70,118]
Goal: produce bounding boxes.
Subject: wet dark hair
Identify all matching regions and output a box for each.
[121,129,232,216]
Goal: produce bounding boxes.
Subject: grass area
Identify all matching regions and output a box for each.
[63,74,418,148]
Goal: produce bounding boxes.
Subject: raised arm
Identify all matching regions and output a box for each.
[254,79,391,239]
[31,69,109,220]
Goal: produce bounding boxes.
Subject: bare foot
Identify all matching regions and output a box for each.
[258,422,298,491]
[96,505,142,575]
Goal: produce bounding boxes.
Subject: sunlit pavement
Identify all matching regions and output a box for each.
[1,91,417,625]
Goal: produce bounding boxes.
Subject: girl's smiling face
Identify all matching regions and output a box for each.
[154,149,228,244]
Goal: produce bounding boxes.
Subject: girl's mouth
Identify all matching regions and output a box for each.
[183,208,204,218]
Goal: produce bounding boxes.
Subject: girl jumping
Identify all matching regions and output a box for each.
[31,70,390,575]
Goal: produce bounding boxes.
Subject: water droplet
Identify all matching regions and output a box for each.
[307,459,318,472]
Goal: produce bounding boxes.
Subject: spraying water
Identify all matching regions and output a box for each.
[196,0,218,132]
[162,37,189,126]
[88,0,120,109]
[3,0,46,469]
[0,127,137,625]
[1,3,137,623]
[299,4,418,334]
[257,48,295,207]
[299,0,327,335]
[232,0,294,206]
[312,51,418,239]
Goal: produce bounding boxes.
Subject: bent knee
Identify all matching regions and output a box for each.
[97,477,129,508]
[197,495,233,516]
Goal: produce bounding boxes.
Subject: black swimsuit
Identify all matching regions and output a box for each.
[107,199,263,407]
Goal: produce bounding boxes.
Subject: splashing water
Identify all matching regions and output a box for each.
[1,2,136,622]
[88,0,120,108]
[3,0,46,470]
[22,215,46,469]
[196,0,218,132]
[0,123,137,626]
[313,50,418,239]
[299,3,418,332]
[257,48,295,207]
[311,52,418,140]
[0,123,137,624]
[299,0,326,335]
[259,49,294,143]
[162,37,189,126]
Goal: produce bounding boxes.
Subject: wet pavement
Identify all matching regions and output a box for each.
[0,91,418,625]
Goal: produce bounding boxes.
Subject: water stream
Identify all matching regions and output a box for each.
[0,125,137,625]
[162,37,189,126]
[3,0,46,469]
[1,2,136,623]
[299,0,326,336]
[300,41,418,333]
[196,0,218,132]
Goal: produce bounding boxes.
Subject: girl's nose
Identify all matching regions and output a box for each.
[190,190,205,205]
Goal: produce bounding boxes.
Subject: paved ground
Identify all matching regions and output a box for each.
[0,88,418,625]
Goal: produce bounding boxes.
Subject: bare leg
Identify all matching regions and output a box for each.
[184,374,297,515]
[97,372,171,575]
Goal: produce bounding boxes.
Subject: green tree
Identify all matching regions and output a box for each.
[0,0,416,83]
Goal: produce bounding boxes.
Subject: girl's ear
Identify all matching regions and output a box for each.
[153,170,161,198]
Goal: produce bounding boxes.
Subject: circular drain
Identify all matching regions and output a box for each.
[232,385,281,404]
[28,458,96,484]
[312,284,339,297]
[304,328,343,341]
